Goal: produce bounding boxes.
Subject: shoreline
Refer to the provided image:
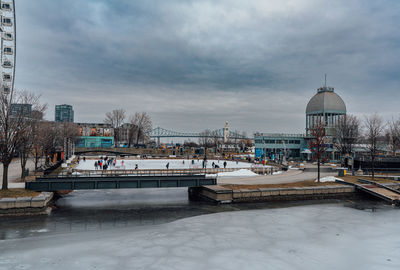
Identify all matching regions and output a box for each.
[0,192,54,217]
[2,174,399,216]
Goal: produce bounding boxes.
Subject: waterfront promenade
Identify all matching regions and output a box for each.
[218,169,335,185]
[0,159,35,189]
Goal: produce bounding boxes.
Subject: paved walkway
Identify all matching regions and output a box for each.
[218,169,335,185]
[1,160,338,189]
[0,159,36,189]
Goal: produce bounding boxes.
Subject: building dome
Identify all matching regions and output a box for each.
[306,86,346,115]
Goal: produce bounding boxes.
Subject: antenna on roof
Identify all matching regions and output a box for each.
[324,74,327,87]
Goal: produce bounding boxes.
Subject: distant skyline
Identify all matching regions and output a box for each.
[15,0,400,134]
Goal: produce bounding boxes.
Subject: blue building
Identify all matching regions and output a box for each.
[10,103,32,118]
[55,104,74,122]
[254,133,307,160]
[76,136,114,148]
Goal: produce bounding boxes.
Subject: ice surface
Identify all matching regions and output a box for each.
[1,204,399,270]
[76,159,252,170]
[214,169,258,178]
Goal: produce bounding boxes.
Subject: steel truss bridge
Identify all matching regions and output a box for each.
[26,174,216,191]
[150,127,250,144]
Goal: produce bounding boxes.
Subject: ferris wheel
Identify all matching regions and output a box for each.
[0,0,16,95]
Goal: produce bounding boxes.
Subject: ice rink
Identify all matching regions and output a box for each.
[75,159,254,170]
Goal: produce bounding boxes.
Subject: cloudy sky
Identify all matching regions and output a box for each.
[14,0,400,135]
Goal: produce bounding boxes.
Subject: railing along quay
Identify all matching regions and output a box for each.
[41,166,276,178]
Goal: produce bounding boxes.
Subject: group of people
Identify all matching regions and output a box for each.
[76,156,86,164]
[164,159,228,170]
[90,157,230,171]
[94,156,118,170]
[211,162,223,168]
[211,161,227,168]
[202,159,227,169]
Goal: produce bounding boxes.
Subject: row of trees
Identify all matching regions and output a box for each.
[312,113,400,181]
[104,109,152,147]
[196,129,252,153]
[1,90,79,190]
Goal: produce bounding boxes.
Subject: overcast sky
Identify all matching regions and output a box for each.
[14,0,400,135]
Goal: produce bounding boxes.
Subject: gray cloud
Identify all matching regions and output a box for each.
[14,0,400,135]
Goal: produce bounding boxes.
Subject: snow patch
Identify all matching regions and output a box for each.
[216,169,258,178]
[315,176,341,182]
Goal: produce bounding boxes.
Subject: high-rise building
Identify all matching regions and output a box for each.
[55,104,74,122]
[10,103,32,118]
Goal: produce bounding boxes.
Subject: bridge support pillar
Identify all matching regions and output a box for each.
[188,187,202,201]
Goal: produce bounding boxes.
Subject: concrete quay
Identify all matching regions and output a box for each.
[197,185,357,204]
[0,192,53,216]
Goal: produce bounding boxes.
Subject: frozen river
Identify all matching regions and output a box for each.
[1,189,399,269]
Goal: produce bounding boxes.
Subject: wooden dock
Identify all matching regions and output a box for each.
[336,178,400,206]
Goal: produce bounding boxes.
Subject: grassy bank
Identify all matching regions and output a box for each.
[0,188,40,198]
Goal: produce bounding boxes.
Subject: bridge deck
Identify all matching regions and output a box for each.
[70,167,271,177]
[363,187,400,200]
[26,175,216,192]
[336,178,400,205]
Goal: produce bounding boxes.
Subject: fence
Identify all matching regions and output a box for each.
[41,166,276,178]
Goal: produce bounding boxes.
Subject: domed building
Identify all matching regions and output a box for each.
[306,86,346,137]
[254,83,347,161]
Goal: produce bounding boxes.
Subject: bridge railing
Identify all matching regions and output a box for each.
[40,166,275,178]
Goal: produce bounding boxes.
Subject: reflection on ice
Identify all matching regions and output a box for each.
[1,204,399,270]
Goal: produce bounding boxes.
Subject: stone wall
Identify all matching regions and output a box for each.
[199,185,356,203]
[0,192,53,216]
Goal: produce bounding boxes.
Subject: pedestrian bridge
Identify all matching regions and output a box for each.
[26,174,216,192]
[336,178,400,206]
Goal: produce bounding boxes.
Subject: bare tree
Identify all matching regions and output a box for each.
[198,129,213,158]
[130,112,152,146]
[60,122,80,159]
[184,140,198,148]
[211,132,221,153]
[238,131,253,152]
[41,122,60,167]
[0,89,38,190]
[36,121,80,167]
[364,113,386,180]
[104,108,126,127]
[60,122,80,141]
[18,91,47,180]
[388,117,400,155]
[335,114,360,157]
[32,121,47,172]
[126,123,136,148]
[309,121,327,182]
[104,109,126,146]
